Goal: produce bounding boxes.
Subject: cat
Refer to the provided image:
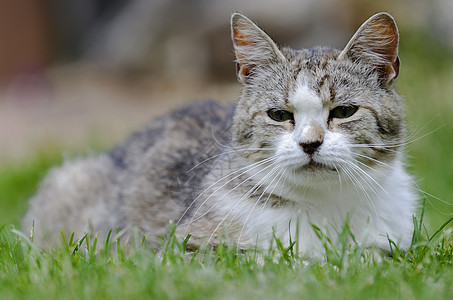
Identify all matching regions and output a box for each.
[23,12,417,256]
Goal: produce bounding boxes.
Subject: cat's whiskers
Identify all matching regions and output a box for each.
[316,155,345,193]
[401,114,443,144]
[348,118,450,217]
[338,162,364,197]
[185,157,278,226]
[177,155,276,227]
[349,159,391,197]
[356,152,453,215]
[338,159,380,220]
[254,167,292,234]
[346,161,388,220]
[205,162,282,247]
[351,123,444,150]
[187,147,275,173]
[209,126,233,149]
[332,163,343,193]
[338,165,373,220]
[349,158,401,221]
[412,187,453,216]
[330,161,382,223]
[351,155,408,215]
[340,158,384,197]
[182,156,282,232]
[353,161,394,201]
[338,164,358,193]
[349,155,451,220]
[235,168,286,248]
[180,156,277,226]
[255,166,290,226]
[353,152,395,170]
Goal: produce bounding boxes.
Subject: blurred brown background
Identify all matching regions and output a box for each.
[0,0,452,163]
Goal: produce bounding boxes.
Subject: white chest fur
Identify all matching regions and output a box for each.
[221,158,416,256]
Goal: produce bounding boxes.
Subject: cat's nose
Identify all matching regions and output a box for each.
[298,121,324,155]
[299,141,323,155]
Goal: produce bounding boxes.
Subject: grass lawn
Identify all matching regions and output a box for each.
[1,33,453,299]
[0,218,452,299]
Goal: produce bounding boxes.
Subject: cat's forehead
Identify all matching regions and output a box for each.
[281,47,341,104]
[282,47,344,90]
[282,47,340,71]
[280,47,376,105]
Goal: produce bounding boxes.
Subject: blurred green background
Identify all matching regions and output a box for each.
[0,0,452,232]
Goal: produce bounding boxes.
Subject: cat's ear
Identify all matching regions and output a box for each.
[231,13,286,84]
[339,12,400,84]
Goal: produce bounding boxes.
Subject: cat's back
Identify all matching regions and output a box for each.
[110,101,234,174]
[23,100,234,245]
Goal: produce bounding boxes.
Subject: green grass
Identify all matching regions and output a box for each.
[0,217,452,299]
[1,32,453,299]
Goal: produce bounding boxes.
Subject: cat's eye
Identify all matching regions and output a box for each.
[329,105,358,119]
[267,109,294,122]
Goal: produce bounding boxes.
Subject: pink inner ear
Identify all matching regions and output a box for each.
[233,26,254,48]
[231,13,286,83]
[236,63,255,84]
[232,20,258,83]
[371,18,399,80]
[367,17,398,61]
[392,56,400,79]
[236,63,250,77]
[346,14,400,81]
[232,21,255,63]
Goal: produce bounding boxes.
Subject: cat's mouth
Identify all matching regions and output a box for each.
[297,160,336,173]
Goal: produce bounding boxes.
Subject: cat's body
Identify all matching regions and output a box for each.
[23,12,417,255]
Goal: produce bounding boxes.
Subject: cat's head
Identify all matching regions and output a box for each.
[230,12,405,188]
